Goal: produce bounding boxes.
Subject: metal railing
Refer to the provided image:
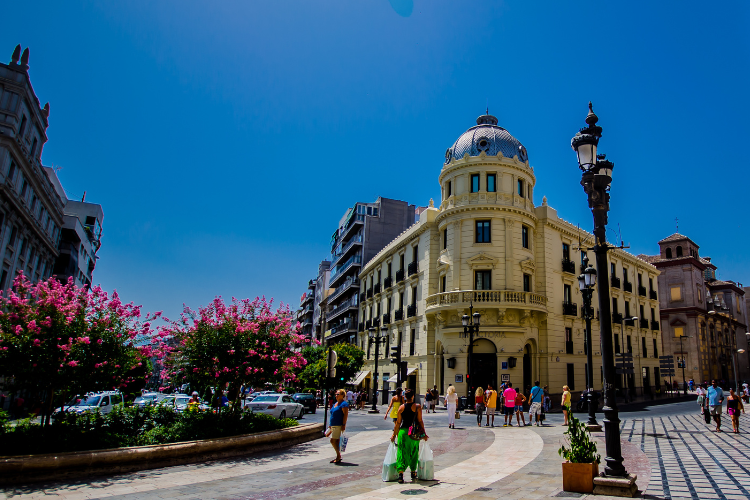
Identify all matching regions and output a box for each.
[374,283,381,294]
[612,312,623,323]
[396,269,405,282]
[562,302,578,316]
[331,234,363,266]
[611,276,621,289]
[382,313,390,325]
[651,321,659,330]
[329,320,353,335]
[638,285,647,297]
[650,290,658,300]
[329,277,359,303]
[394,308,404,321]
[384,276,392,288]
[408,261,418,276]
[562,260,576,274]
[330,253,362,281]
[640,318,649,329]
[325,296,358,321]
[407,304,417,318]
[623,281,632,293]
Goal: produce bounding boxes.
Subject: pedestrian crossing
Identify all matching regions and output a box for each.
[622,413,750,500]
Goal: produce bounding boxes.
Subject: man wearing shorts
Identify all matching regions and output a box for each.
[485,384,497,427]
[528,381,543,426]
[514,389,526,426]
[503,382,517,427]
[707,379,725,432]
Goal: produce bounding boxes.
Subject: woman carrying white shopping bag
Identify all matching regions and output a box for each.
[446,385,458,429]
[390,388,428,483]
[417,440,434,480]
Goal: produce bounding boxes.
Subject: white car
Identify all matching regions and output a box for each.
[248,394,305,419]
[64,391,124,415]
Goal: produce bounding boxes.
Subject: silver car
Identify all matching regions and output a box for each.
[248,394,304,419]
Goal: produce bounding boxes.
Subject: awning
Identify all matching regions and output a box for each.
[386,367,417,383]
[349,370,370,386]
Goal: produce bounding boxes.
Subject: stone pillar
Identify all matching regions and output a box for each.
[453,220,461,290]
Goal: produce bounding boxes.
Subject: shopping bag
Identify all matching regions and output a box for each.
[339,430,349,452]
[704,408,711,424]
[455,411,460,419]
[382,441,399,482]
[417,441,434,480]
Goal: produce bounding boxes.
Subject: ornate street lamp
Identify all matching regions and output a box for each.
[460,304,480,409]
[578,257,600,430]
[572,103,629,479]
[368,326,389,413]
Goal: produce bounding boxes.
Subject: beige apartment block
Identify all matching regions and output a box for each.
[356,113,662,403]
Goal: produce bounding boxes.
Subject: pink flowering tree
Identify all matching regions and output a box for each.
[0,273,158,424]
[160,297,307,408]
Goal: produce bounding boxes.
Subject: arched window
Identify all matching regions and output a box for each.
[666,248,672,259]
[676,246,683,257]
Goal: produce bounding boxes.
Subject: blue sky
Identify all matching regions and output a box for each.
[4,1,749,319]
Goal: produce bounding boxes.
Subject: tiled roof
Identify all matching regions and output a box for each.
[658,233,689,244]
[637,254,661,264]
[699,257,716,268]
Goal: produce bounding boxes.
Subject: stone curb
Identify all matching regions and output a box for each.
[0,422,324,485]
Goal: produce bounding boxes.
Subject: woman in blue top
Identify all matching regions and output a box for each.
[328,389,349,463]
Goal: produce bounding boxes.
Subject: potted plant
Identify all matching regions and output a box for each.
[558,415,600,493]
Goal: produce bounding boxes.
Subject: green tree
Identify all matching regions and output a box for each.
[297,343,365,388]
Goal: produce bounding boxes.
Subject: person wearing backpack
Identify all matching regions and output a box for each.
[391,388,428,484]
[528,381,543,426]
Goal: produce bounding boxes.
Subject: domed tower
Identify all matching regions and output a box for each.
[436,113,537,294]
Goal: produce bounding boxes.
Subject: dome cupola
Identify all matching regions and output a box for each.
[445,113,528,165]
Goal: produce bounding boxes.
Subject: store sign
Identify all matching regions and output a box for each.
[455,374,463,383]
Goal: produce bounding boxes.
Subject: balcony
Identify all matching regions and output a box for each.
[562,259,576,274]
[359,292,366,302]
[651,321,660,330]
[612,312,623,324]
[407,304,417,318]
[640,318,649,329]
[329,319,354,336]
[308,279,316,290]
[562,302,578,316]
[365,319,372,329]
[580,305,594,319]
[382,313,391,325]
[338,213,365,243]
[396,269,405,283]
[329,277,359,303]
[611,276,621,289]
[384,276,393,289]
[426,290,548,314]
[638,285,647,297]
[325,296,358,321]
[624,317,635,327]
[394,308,404,321]
[650,290,658,300]
[565,340,574,355]
[623,281,632,293]
[372,317,380,328]
[374,283,381,295]
[331,234,363,266]
[366,287,373,299]
[359,322,365,332]
[329,253,362,286]
[408,261,418,276]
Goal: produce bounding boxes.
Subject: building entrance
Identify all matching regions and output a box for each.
[470,339,497,398]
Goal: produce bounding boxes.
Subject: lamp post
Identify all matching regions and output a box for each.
[678,335,691,396]
[735,349,746,394]
[460,303,480,409]
[572,102,628,478]
[578,257,600,429]
[368,326,389,413]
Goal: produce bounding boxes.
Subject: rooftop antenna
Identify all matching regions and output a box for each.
[486,98,489,116]
[675,217,679,232]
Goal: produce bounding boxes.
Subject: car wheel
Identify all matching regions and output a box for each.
[279,410,287,419]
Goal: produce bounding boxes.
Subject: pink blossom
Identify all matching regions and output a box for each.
[68,360,78,367]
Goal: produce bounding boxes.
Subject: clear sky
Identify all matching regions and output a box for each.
[4,1,749,319]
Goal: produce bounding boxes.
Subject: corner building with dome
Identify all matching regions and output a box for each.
[356,113,664,404]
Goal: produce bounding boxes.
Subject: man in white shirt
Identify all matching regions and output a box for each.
[346,390,354,406]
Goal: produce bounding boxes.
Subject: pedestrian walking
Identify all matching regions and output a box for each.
[328,389,349,464]
[485,384,497,427]
[475,386,485,427]
[446,385,458,429]
[391,388,428,484]
[561,385,571,426]
[727,388,745,434]
[385,387,403,422]
[430,385,439,413]
[502,382,517,427]
[528,381,543,426]
[742,383,749,404]
[707,380,725,432]
[424,389,433,412]
[696,384,706,414]
[514,388,527,426]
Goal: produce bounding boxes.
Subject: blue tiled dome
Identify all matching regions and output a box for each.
[445,114,528,164]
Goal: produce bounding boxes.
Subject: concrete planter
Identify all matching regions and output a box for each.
[0,422,323,485]
[562,461,599,494]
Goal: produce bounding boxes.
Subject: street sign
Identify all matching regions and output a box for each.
[327,349,338,378]
[661,370,675,376]
[616,369,635,375]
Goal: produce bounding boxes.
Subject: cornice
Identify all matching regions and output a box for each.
[435,205,538,226]
[438,154,536,184]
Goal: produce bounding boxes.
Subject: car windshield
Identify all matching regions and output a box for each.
[175,397,190,405]
[252,396,280,402]
[79,396,101,406]
[135,395,157,403]
[294,394,313,399]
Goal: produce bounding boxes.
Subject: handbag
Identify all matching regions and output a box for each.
[455,410,460,419]
[704,407,711,424]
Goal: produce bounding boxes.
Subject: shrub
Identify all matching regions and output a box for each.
[0,406,297,456]
[558,415,600,464]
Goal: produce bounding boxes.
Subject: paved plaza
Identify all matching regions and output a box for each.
[2,401,749,500]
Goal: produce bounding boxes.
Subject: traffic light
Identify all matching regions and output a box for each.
[390,345,401,365]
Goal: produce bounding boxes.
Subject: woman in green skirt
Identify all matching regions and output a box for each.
[390,388,428,483]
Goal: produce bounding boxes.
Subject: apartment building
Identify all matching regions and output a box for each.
[325,198,418,344]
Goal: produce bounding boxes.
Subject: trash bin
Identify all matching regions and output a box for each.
[458,396,467,410]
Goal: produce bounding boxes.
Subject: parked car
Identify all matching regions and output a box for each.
[292,393,317,414]
[63,391,124,415]
[133,392,161,407]
[247,394,304,419]
[156,394,189,409]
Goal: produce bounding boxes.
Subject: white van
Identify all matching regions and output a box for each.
[65,391,124,415]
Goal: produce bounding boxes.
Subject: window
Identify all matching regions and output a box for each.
[7,161,15,181]
[523,273,531,292]
[563,284,572,304]
[670,286,681,301]
[400,253,404,271]
[487,174,496,192]
[580,251,586,266]
[676,246,683,257]
[447,181,452,197]
[443,228,447,250]
[567,363,575,391]
[627,336,632,353]
[475,220,491,243]
[521,225,529,248]
[562,243,570,261]
[413,244,418,263]
[610,263,616,277]
[649,277,654,291]
[638,274,643,287]
[19,115,27,137]
[399,292,404,309]
[30,138,37,158]
[651,307,655,320]
[612,298,619,314]
[625,301,631,318]
[475,270,491,290]
[471,174,480,193]
[565,328,573,354]
[410,329,415,356]
[441,275,446,293]
[614,334,620,353]
[674,326,684,338]
[640,304,645,320]
[666,248,672,259]
[411,286,417,306]
[653,339,658,358]
[642,337,647,357]
[387,262,391,278]
[8,226,17,247]
[517,179,524,196]
[0,269,7,290]
[20,180,27,197]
